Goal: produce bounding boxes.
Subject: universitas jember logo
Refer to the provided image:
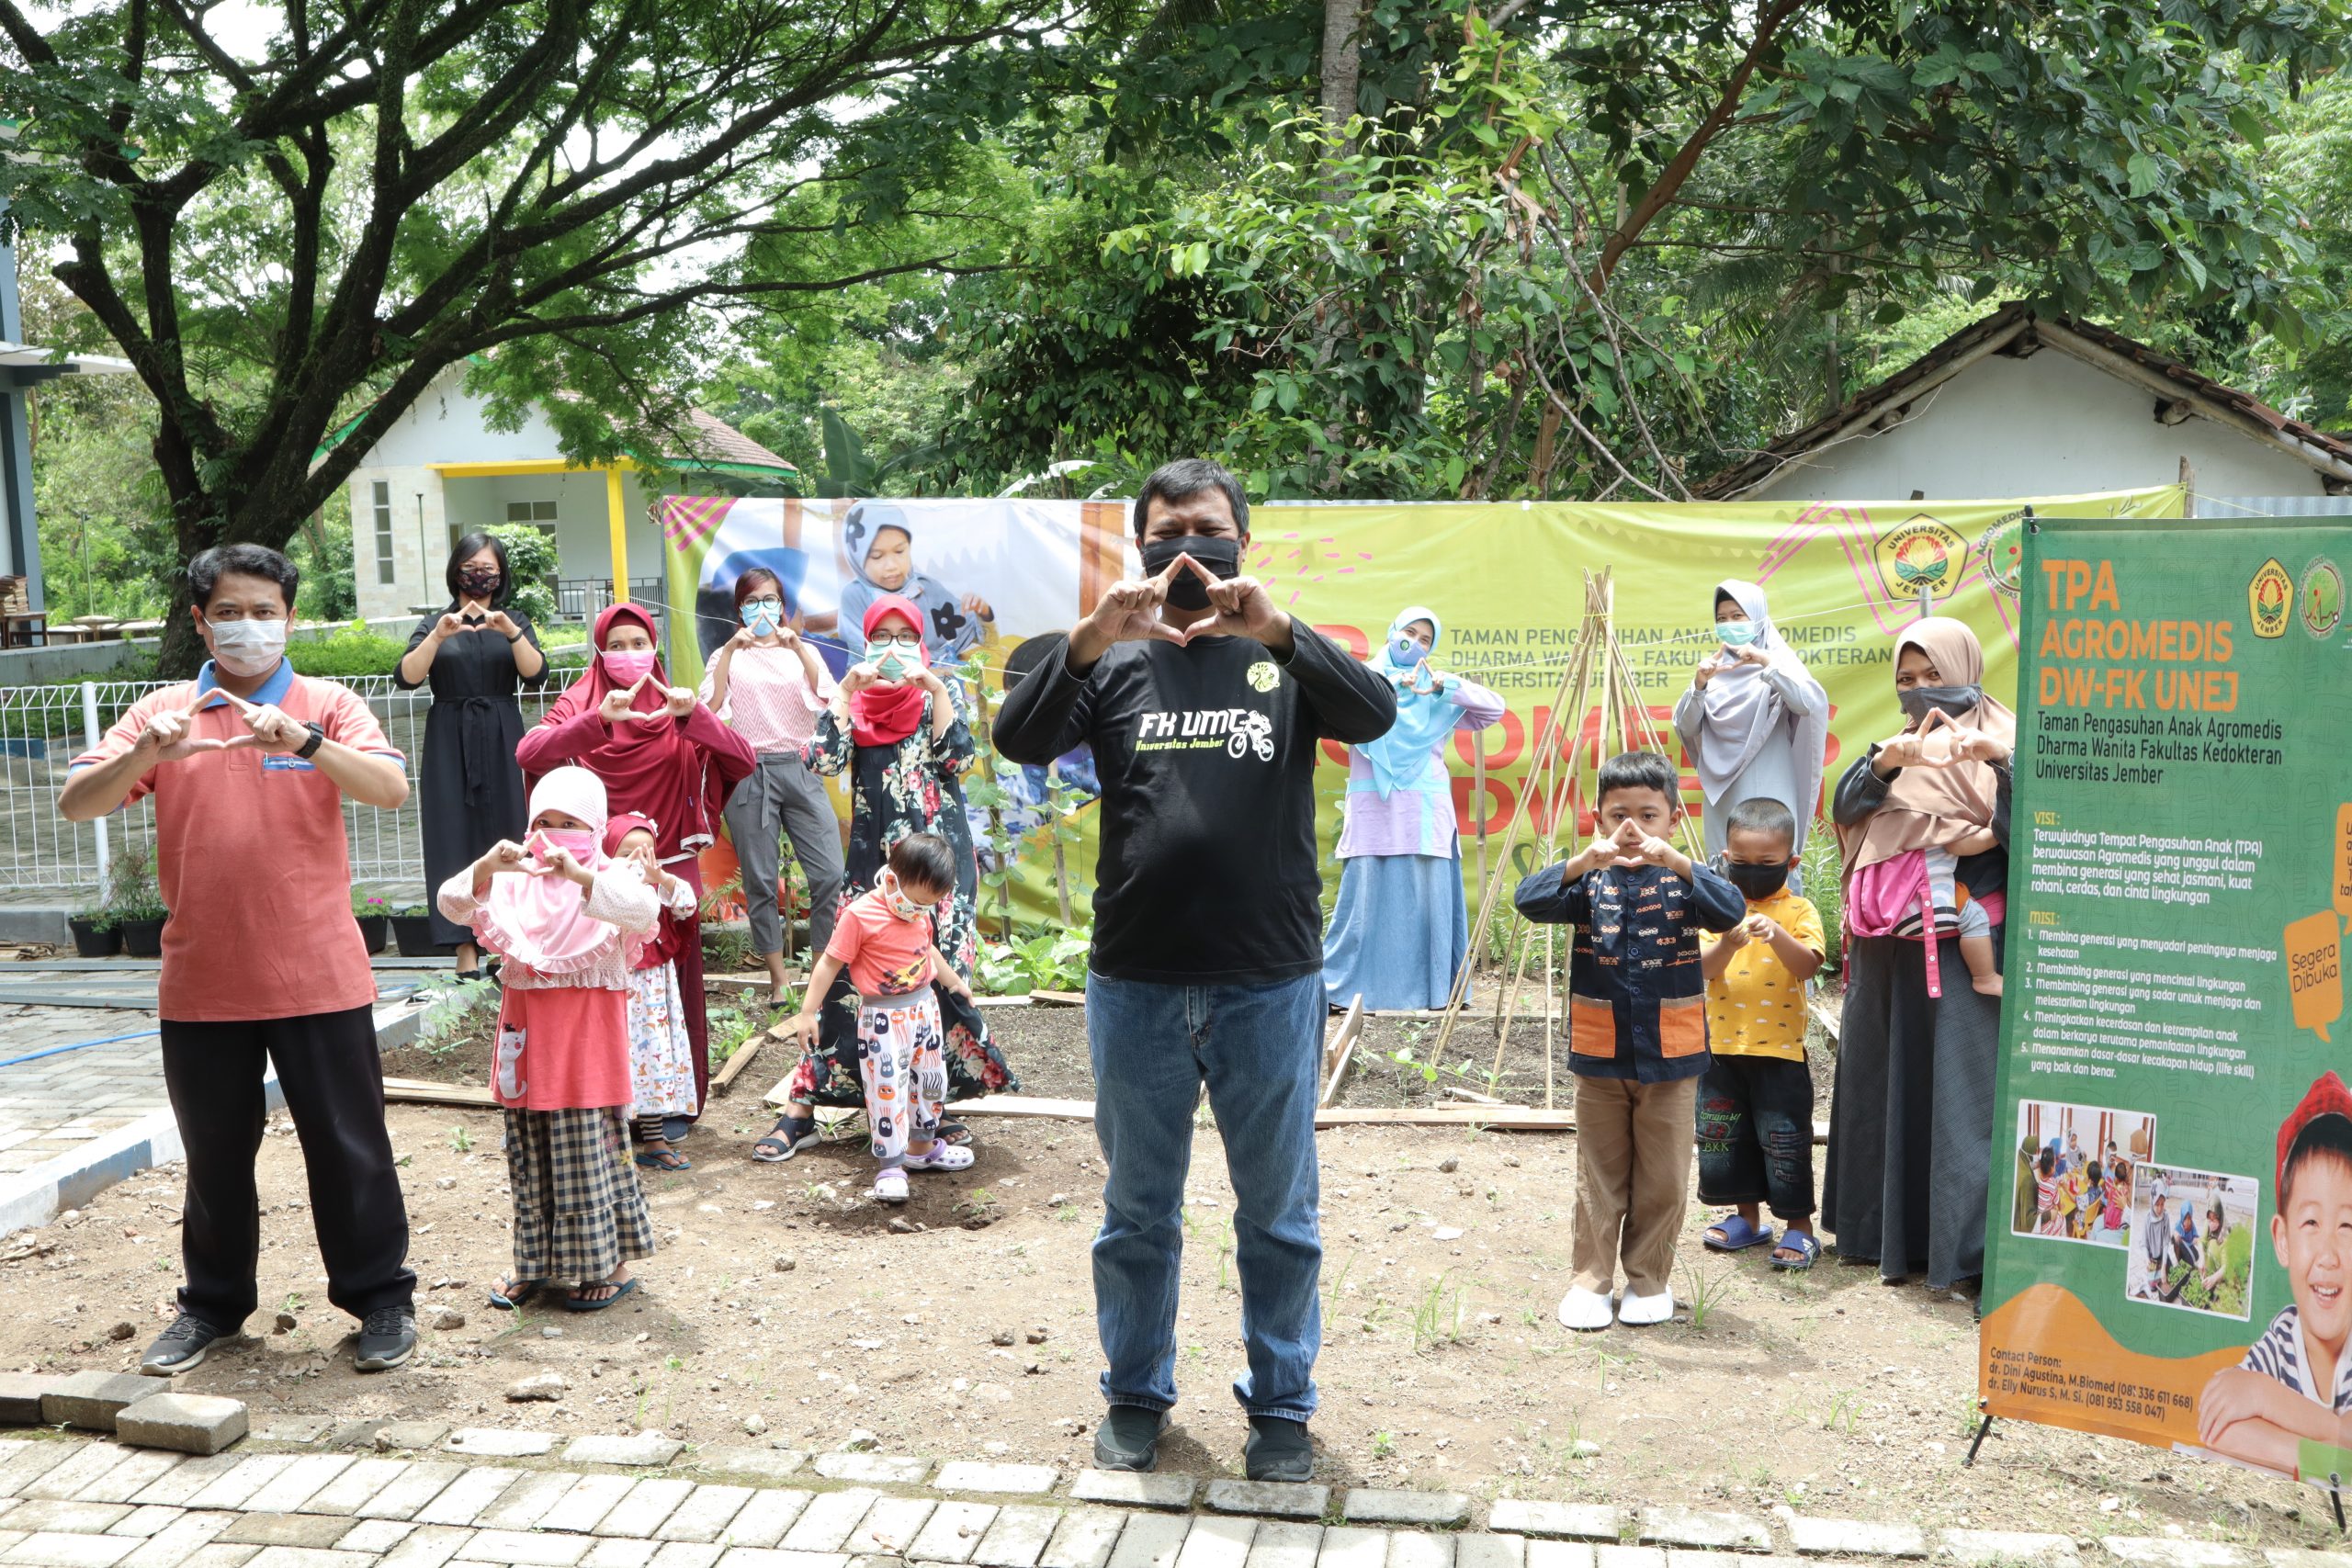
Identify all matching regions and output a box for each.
[1874,513,1968,603]
[2248,558,2292,639]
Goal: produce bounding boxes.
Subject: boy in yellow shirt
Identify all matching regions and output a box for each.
[1696,798,1826,1269]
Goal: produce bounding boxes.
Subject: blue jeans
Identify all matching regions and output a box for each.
[1085,970,1324,1422]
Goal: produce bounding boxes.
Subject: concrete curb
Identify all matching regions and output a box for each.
[0,997,424,1239]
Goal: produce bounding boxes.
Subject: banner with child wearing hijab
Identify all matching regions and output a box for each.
[656,487,2183,925]
[1979,513,2352,1489]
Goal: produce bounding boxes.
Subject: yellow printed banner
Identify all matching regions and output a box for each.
[658,488,2183,923]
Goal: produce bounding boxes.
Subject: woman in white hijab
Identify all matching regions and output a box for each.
[1672,581,1829,889]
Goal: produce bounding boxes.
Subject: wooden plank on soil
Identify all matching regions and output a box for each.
[381,1076,498,1109]
[1810,997,1841,1042]
[1314,1106,1577,1130]
[1317,995,1365,1108]
[1030,989,1084,1007]
[933,1095,1099,1121]
[709,1032,766,1096]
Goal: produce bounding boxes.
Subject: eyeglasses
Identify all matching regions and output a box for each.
[742,597,783,612]
[869,632,923,650]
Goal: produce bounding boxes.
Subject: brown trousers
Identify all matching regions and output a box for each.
[1571,1073,1699,1298]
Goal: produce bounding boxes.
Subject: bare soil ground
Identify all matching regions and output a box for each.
[0,995,2335,1554]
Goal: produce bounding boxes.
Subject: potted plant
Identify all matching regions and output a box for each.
[389,904,443,957]
[104,845,168,958]
[66,903,119,958]
[352,893,390,954]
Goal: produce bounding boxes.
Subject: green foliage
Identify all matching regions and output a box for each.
[288,495,358,623]
[702,925,755,975]
[976,925,1093,996]
[416,977,501,1059]
[352,892,392,919]
[103,843,166,922]
[2169,1222,2255,1317]
[286,624,411,679]
[1800,818,1844,974]
[707,1005,765,1068]
[482,525,561,628]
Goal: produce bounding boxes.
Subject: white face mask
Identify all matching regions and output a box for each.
[208,617,288,677]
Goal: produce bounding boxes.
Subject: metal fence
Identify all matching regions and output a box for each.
[0,660,588,896]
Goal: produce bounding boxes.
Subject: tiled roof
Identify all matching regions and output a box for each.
[672,409,797,473]
[1692,302,2352,499]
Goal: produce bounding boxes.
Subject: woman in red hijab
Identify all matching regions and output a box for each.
[753,594,1016,1161]
[518,604,755,1134]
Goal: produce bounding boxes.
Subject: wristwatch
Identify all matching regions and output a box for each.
[294,721,325,761]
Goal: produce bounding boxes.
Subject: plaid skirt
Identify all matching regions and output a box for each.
[505,1106,656,1285]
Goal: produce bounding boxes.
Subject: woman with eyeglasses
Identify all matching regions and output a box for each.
[396,532,549,981]
[700,569,847,1010]
[752,595,1016,1162]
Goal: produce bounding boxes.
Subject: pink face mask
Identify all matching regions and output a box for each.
[602,649,657,684]
[535,829,598,862]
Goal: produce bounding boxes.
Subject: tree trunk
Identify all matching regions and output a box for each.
[1317,0,1363,135]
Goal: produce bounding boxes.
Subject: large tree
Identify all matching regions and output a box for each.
[932,0,2343,499]
[0,0,1073,671]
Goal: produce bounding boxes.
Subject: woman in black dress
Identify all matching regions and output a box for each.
[395,533,549,979]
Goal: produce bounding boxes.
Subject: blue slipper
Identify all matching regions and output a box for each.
[1770,1231,1822,1270]
[1703,1213,1775,1252]
[565,1276,640,1313]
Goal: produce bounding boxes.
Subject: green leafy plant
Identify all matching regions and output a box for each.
[702,925,754,975]
[416,976,499,1060]
[352,892,390,919]
[1800,818,1842,972]
[707,1006,765,1068]
[1409,1270,1466,1353]
[447,1124,473,1154]
[482,525,560,627]
[1679,1262,1734,1331]
[104,843,166,922]
[70,901,117,932]
[975,925,1092,997]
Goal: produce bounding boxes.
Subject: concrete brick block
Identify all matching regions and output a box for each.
[458,1529,594,1565]
[1070,1472,1193,1510]
[1938,1533,2077,1568]
[713,1490,812,1550]
[1386,1537,1456,1568]
[933,1465,1057,1497]
[115,1396,248,1458]
[781,1492,883,1554]
[1341,1495,1469,1529]
[2101,1545,2251,1568]
[0,1376,64,1426]
[413,1469,524,1529]
[445,1431,556,1460]
[1243,1522,1322,1568]
[0,1531,141,1567]
[685,1450,807,1483]
[351,1462,464,1522]
[1179,1519,1259,1568]
[1039,1508,1127,1568]
[71,1450,182,1506]
[1104,1514,1190,1568]
[40,1377,160,1434]
[0,1502,131,1534]
[595,1480,695,1540]
[848,1498,936,1559]
[216,1516,357,1549]
[1636,1513,1769,1554]
[1457,1540,1525,1568]
[374,1425,452,1454]
[1204,1483,1327,1522]
[540,1475,640,1535]
[910,1503,1001,1563]
[562,1436,685,1470]
[810,1455,929,1486]
[972,1507,1065,1568]
[1487,1508,1621,1544]
[1786,1520,1925,1560]
[653,1486,752,1544]
[27,1449,141,1503]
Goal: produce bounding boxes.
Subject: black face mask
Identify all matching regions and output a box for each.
[1898,684,1980,725]
[458,569,503,600]
[1139,535,1241,613]
[1719,859,1790,901]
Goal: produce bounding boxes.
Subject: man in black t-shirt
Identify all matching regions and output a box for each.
[997,460,1396,1481]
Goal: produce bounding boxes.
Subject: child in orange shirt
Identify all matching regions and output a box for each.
[787,833,978,1203]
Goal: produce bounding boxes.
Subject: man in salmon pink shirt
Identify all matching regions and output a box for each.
[61,545,419,1376]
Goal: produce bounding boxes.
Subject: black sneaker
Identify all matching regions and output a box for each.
[354,1307,416,1372]
[1091,1405,1170,1472]
[141,1313,226,1375]
[1243,1415,1314,1482]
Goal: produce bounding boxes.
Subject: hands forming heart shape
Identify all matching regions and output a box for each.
[597,674,696,726]
[141,689,311,761]
[1882,706,2007,770]
[1087,551,1285,650]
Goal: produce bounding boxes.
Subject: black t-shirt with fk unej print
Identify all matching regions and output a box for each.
[996,625,1396,986]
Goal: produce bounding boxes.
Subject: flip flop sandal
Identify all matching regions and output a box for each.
[752,1119,821,1162]
[1703,1213,1776,1252]
[490,1277,545,1310]
[634,1148,693,1172]
[1770,1231,1822,1270]
[565,1276,641,1313]
[935,1120,974,1147]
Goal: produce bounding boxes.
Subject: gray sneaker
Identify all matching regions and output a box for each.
[141,1313,226,1375]
[354,1307,415,1372]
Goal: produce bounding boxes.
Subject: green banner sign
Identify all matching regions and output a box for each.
[1981,513,2352,1487]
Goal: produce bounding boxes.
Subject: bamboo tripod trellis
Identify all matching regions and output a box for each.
[1433,568,1704,1107]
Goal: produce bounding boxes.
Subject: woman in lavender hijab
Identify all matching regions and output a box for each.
[1321,607,1505,1011]
[1673,580,1828,890]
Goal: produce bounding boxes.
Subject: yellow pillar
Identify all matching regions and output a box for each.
[605,468,629,604]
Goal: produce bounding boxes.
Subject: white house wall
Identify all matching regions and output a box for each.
[355,367,571,468]
[346,465,447,623]
[1747,347,2329,502]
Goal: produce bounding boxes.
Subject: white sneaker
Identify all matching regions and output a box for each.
[904,1143,976,1173]
[872,1168,910,1204]
[1615,1287,1675,1326]
[1555,1287,1614,1331]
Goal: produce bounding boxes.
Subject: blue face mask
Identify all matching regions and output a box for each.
[741,603,782,637]
[1389,636,1429,668]
[1716,622,1758,648]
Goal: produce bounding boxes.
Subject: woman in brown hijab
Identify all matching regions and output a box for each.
[1821,617,2017,1295]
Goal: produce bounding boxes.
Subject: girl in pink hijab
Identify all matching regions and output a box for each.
[436,765,664,1313]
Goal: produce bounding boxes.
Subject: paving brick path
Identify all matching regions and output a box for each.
[0,1430,2342,1568]
[0,1010,166,1180]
